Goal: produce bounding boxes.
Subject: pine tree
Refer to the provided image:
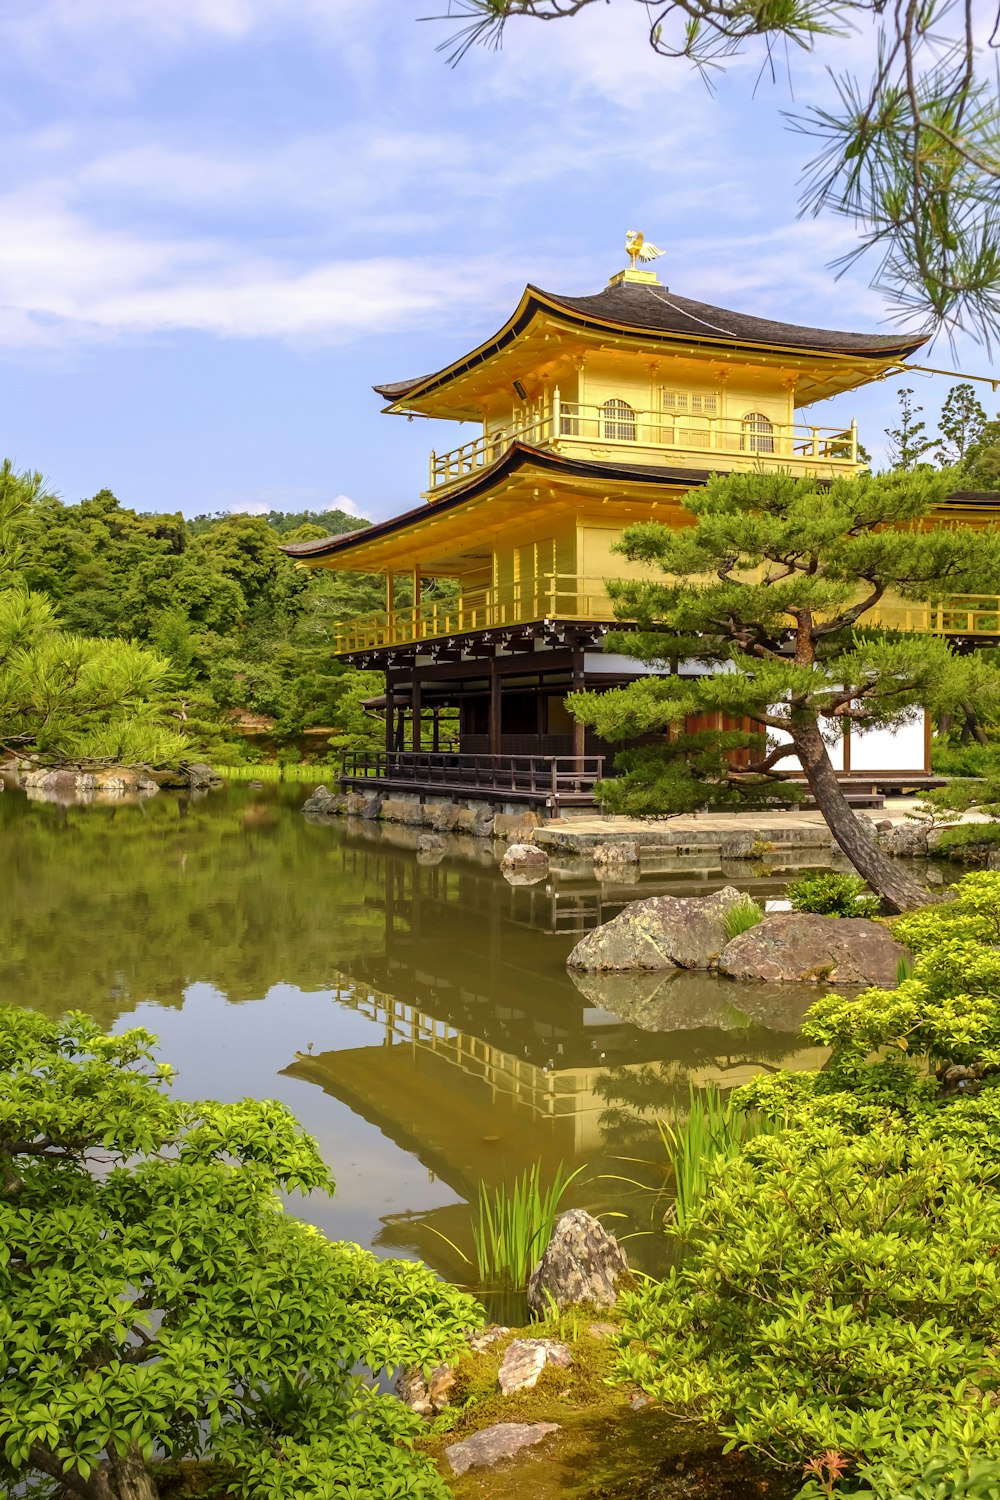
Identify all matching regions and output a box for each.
[936,383,987,467]
[885,388,934,471]
[568,470,1000,913]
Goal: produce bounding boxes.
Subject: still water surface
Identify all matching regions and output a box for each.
[1,782,829,1279]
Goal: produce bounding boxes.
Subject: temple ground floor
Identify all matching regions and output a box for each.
[336,623,934,819]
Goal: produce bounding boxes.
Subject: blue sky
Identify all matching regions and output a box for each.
[0,0,992,523]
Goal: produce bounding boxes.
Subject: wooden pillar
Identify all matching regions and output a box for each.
[412,564,421,639]
[411,675,422,752]
[571,647,585,759]
[432,707,440,753]
[384,677,394,755]
[489,656,501,758]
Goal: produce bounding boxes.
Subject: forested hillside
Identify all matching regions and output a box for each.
[2,474,400,764]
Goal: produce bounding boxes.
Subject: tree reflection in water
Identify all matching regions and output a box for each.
[0,783,827,1275]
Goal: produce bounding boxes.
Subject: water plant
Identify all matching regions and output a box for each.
[722,894,764,941]
[657,1083,779,1231]
[433,1160,585,1290]
[787,872,881,919]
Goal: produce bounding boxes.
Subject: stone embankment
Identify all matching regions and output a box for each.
[302,784,541,841]
[6,761,221,804]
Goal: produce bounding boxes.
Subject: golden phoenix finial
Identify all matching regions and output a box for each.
[625,230,664,270]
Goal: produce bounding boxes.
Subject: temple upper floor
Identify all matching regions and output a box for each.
[373,257,926,498]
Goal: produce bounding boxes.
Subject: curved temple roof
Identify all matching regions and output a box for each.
[374,280,927,404]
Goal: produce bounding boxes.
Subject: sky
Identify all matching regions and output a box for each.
[0,0,993,524]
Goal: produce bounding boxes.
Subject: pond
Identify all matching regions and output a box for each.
[1,780,838,1286]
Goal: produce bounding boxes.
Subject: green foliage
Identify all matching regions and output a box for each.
[937,384,988,468]
[616,1127,1000,1477]
[0,1007,480,1500]
[786,873,881,919]
[0,467,188,764]
[722,895,764,940]
[439,1161,584,1292]
[932,742,1000,778]
[885,388,934,471]
[569,468,1000,909]
[932,822,1000,853]
[831,1452,1000,1499]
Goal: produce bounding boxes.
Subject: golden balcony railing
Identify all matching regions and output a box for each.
[334,574,617,653]
[427,392,860,494]
[334,575,1000,655]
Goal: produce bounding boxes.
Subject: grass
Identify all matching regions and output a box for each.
[431,1161,586,1291]
[605,1084,781,1237]
[933,820,1000,852]
[722,895,764,941]
[213,762,336,785]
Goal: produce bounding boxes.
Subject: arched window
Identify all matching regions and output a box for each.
[601,397,636,442]
[742,411,775,454]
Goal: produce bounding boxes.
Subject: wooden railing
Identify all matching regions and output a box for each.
[427,393,860,492]
[334,575,1000,655]
[340,750,605,804]
[334,573,617,652]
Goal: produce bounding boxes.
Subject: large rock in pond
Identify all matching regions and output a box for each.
[445,1422,560,1477]
[566,886,744,972]
[527,1209,629,1316]
[718,913,908,986]
[301,785,346,818]
[876,822,929,857]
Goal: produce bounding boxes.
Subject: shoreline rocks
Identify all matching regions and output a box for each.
[567,887,744,972]
[444,1422,561,1476]
[717,912,909,986]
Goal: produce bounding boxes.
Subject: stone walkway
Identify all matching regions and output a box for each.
[534,797,953,856]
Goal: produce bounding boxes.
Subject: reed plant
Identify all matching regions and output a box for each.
[722,894,763,941]
[214,762,336,784]
[431,1160,585,1290]
[658,1083,779,1231]
[604,1083,781,1237]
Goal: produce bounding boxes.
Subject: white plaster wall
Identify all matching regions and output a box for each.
[848,716,926,773]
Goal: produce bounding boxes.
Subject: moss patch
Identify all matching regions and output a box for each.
[420,1316,796,1500]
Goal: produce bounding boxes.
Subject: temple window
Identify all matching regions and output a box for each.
[602,397,636,441]
[742,411,775,453]
[661,390,718,415]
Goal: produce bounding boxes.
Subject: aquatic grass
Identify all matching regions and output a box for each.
[602,1083,782,1236]
[430,1160,585,1291]
[214,762,336,784]
[722,895,764,941]
[473,1160,586,1288]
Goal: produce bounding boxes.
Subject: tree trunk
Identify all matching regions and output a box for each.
[89,1449,160,1500]
[793,720,934,913]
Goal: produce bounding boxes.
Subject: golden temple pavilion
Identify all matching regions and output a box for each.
[283,238,996,816]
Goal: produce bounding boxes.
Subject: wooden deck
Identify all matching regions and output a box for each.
[339,751,606,809]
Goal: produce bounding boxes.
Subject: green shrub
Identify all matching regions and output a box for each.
[827,1451,1000,1498]
[0,1008,480,1500]
[931,741,1000,779]
[722,895,764,940]
[933,822,1000,854]
[616,1127,1000,1480]
[787,872,881,919]
[656,1082,778,1231]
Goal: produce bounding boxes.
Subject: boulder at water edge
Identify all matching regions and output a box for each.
[301,785,347,818]
[501,842,549,873]
[527,1208,629,1316]
[875,822,929,857]
[718,912,909,986]
[566,886,744,972]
